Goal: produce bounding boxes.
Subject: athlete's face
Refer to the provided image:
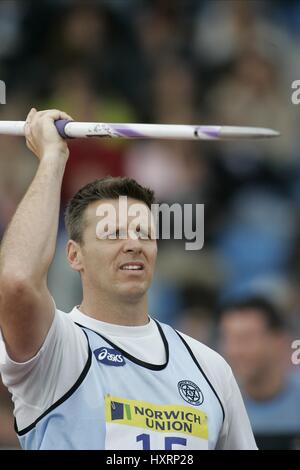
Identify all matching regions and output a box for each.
[68,198,157,302]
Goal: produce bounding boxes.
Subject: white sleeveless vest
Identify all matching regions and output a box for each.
[16,321,224,450]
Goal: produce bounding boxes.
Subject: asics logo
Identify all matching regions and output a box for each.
[94,347,126,366]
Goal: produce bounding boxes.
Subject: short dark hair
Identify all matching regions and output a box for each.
[218,297,286,332]
[64,176,155,243]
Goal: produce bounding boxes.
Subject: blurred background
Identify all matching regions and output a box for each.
[1,0,300,450]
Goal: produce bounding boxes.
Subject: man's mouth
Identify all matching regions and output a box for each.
[119,262,144,271]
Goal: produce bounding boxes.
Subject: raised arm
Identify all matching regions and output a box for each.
[0,108,73,361]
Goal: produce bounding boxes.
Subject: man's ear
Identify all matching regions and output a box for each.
[66,240,83,272]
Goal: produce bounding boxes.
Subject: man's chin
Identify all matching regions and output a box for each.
[117,283,148,301]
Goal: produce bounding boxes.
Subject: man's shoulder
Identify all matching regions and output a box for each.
[42,306,87,354]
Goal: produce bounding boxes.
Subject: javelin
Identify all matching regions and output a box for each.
[0,120,280,140]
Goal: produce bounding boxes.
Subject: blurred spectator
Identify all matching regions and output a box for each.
[206,50,300,169]
[150,57,197,124]
[193,0,299,77]
[218,297,300,449]
[134,0,191,65]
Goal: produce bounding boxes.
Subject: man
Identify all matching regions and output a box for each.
[219,297,300,449]
[0,109,256,450]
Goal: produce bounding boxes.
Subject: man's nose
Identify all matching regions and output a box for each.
[122,236,143,253]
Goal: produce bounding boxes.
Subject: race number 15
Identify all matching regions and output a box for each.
[136,433,187,450]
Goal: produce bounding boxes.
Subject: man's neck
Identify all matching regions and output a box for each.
[79,294,149,326]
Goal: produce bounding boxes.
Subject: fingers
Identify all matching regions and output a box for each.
[26,108,74,125]
[25,108,36,136]
[37,109,74,121]
[26,108,37,122]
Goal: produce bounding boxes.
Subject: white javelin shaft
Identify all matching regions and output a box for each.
[0,121,25,136]
[0,121,280,140]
